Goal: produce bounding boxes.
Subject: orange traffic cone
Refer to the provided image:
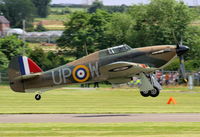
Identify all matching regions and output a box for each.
[167,97,176,104]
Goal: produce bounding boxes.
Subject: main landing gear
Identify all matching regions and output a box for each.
[139,73,162,98]
[35,94,41,100]
[140,86,160,97]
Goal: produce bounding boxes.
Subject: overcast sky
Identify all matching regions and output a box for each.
[51,0,200,6]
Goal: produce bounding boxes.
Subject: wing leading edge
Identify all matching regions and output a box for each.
[100,61,156,84]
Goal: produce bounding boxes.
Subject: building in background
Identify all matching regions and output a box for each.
[0,16,10,37]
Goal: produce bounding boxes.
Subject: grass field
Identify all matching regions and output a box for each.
[28,43,58,51]
[1,85,200,114]
[1,86,200,137]
[0,123,200,137]
[34,7,87,30]
[34,17,66,30]
[34,14,67,30]
[50,7,86,13]
[35,14,69,22]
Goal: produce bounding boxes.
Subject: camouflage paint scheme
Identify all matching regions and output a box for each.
[8,45,178,93]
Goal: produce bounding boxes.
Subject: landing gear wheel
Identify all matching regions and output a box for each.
[35,94,41,100]
[149,87,160,97]
[140,90,150,97]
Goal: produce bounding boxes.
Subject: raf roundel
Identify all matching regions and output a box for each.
[72,65,90,82]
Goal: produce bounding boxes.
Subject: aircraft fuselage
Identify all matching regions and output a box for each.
[19,45,178,92]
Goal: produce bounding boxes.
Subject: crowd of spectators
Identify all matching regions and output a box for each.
[156,71,179,86]
[128,71,180,87]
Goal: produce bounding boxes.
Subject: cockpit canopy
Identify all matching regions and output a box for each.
[99,44,132,57]
[107,44,132,55]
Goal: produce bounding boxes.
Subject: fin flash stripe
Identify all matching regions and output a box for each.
[18,56,42,75]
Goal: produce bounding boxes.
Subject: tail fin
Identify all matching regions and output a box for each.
[18,56,42,75]
[8,56,43,92]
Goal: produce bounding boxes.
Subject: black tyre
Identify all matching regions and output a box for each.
[149,87,160,97]
[35,94,41,100]
[140,90,150,97]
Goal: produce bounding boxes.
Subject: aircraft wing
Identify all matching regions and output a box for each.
[100,61,156,82]
[14,73,42,81]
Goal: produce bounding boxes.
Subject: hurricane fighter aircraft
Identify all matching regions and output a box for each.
[8,44,189,100]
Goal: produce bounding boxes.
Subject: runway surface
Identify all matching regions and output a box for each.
[0,113,200,123]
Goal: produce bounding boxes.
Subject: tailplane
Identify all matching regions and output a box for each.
[8,56,43,92]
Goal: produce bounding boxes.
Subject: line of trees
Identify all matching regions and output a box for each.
[0,36,69,71]
[0,0,51,28]
[0,36,29,71]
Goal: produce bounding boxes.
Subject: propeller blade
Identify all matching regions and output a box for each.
[179,55,187,83]
[172,30,180,49]
[180,36,183,47]
[176,43,180,49]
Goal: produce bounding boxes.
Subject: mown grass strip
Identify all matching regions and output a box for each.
[0,123,199,137]
[0,86,200,114]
